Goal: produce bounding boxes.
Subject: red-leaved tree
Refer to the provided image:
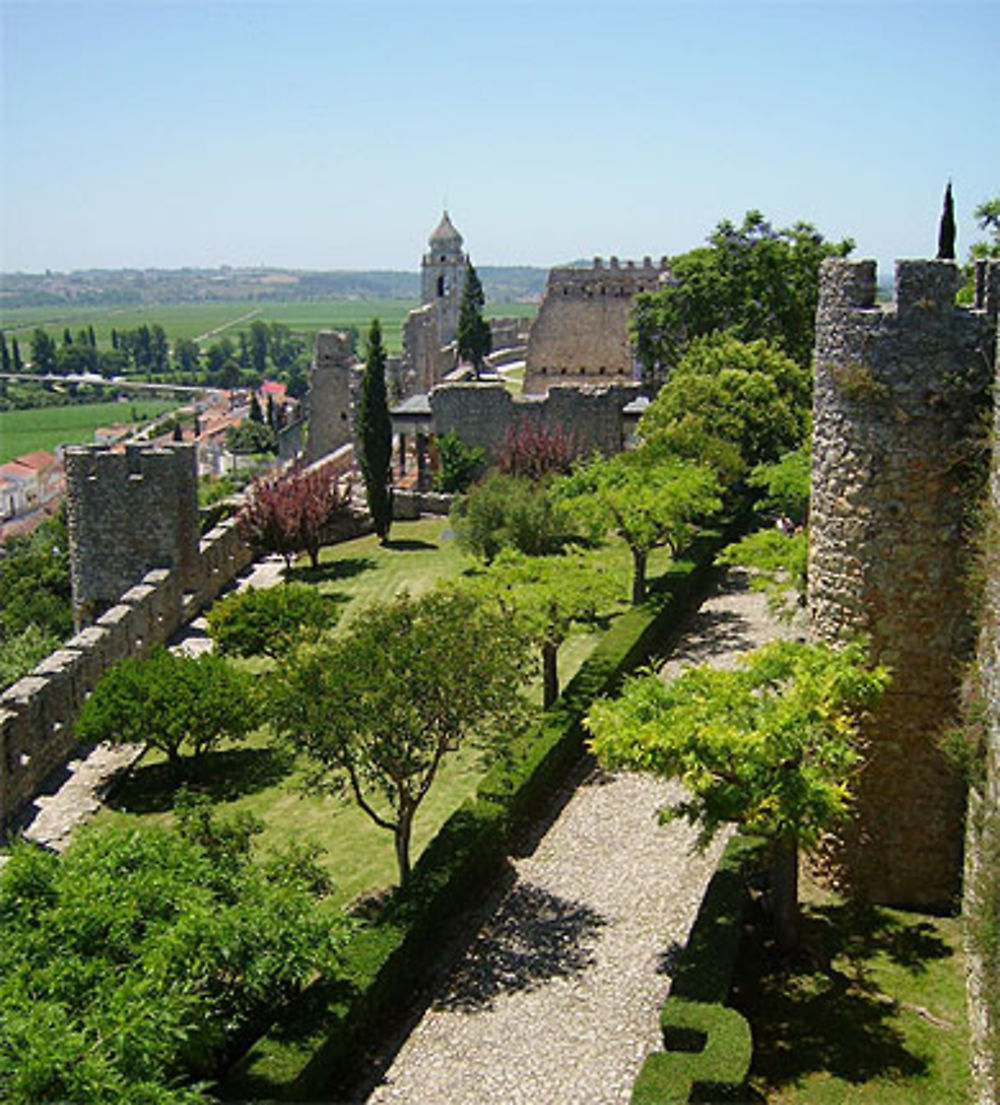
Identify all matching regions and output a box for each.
[239,466,351,570]
[497,420,580,481]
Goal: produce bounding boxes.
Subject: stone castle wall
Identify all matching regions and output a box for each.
[0,447,352,833]
[966,329,1000,1104]
[402,305,451,395]
[523,257,669,394]
[808,257,999,905]
[65,443,200,628]
[430,380,640,463]
[307,331,355,463]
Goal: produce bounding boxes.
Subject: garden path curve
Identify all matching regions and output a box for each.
[365,569,802,1105]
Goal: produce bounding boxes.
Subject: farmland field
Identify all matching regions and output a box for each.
[0,298,537,356]
[0,399,177,463]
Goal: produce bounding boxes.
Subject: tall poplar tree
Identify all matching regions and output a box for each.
[938,181,956,260]
[456,261,492,378]
[358,319,393,542]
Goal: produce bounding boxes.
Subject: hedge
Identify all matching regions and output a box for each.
[220,518,744,1102]
[631,834,763,1105]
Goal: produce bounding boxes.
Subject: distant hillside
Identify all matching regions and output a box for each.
[0,266,548,309]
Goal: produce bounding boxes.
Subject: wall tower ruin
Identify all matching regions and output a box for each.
[307,330,355,463]
[808,257,999,905]
[65,442,200,630]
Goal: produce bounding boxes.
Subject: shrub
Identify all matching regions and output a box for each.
[451,473,571,563]
[207,583,340,660]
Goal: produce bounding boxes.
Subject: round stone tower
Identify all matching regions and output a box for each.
[420,211,468,347]
[808,257,999,906]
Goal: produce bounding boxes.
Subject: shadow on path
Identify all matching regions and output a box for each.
[438,882,608,1012]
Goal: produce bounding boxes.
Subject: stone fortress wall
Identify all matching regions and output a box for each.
[0,443,353,833]
[808,257,1000,905]
[430,380,641,463]
[523,257,670,394]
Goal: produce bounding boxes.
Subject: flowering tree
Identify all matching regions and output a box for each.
[497,419,580,482]
[239,465,351,570]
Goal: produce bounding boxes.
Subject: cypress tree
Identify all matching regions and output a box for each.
[88,324,96,348]
[456,261,492,378]
[358,319,393,542]
[937,181,956,260]
[1,332,9,375]
[12,337,22,372]
[249,393,264,424]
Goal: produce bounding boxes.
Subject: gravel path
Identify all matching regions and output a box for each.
[367,569,802,1105]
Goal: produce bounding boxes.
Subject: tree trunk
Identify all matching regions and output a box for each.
[542,641,559,709]
[771,833,800,953]
[394,810,413,886]
[631,547,648,605]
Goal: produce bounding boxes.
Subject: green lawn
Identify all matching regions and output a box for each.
[100,517,666,910]
[0,399,178,463]
[1,299,536,358]
[733,880,971,1104]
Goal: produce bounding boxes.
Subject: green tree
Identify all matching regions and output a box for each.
[75,647,259,775]
[150,324,169,374]
[451,472,571,563]
[747,444,811,524]
[470,549,621,707]
[556,449,721,603]
[959,195,1000,302]
[30,329,57,374]
[937,181,957,260]
[0,809,343,1105]
[456,261,492,377]
[174,338,201,375]
[0,511,71,666]
[249,392,265,423]
[1,332,10,375]
[638,333,812,476]
[586,639,890,949]
[207,583,339,660]
[357,319,393,542]
[226,419,276,455]
[632,210,853,390]
[434,430,486,493]
[249,320,269,376]
[271,588,533,884]
[11,337,23,373]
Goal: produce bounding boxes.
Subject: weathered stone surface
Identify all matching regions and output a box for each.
[524,257,669,394]
[808,257,999,905]
[307,330,356,463]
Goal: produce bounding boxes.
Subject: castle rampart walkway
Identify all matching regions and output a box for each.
[366,570,800,1105]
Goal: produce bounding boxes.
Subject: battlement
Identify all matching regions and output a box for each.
[314,330,354,365]
[545,256,671,299]
[819,257,1000,323]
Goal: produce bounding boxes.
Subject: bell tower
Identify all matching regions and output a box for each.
[420,210,468,346]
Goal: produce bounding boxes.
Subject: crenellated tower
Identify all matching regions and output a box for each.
[809,257,999,905]
[65,442,200,630]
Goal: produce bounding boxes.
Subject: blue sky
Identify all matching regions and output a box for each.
[1,0,997,277]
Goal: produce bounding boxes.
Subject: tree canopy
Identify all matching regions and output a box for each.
[0,806,343,1104]
[207,583,339,660]
[586,639,890,948]
[238,464,351,569]
[455,261,492,376]
[632,210,853,390]
[270,588,534,884]
[638,333,812,477]
[555,449,721,603]
[451,472,571,563]
[357,319,393,542]
[75,647,259,774]
[467,548,621,707]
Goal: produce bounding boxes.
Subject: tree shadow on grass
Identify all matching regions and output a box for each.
[109,745,296,814]
[437,881,607,1012]
[288,555,378,586]
[382,538,438,552]
[733,900,953,1093]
